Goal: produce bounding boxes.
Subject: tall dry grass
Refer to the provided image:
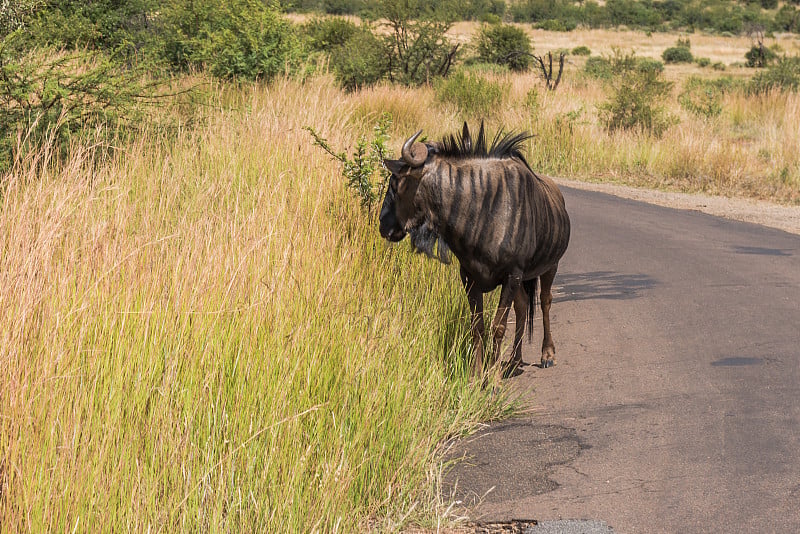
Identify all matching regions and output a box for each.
[456,67,800,203]
[0,76,513,532]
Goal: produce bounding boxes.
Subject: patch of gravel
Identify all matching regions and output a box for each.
[555,178,800,237]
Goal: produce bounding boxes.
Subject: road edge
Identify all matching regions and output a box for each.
[553,178,800,237]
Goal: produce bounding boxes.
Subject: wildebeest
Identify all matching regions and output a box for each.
[379,123,570,375]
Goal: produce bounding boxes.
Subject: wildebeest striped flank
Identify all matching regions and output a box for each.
[379,123,571,375]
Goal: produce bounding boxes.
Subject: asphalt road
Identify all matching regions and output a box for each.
[445,186,800,533]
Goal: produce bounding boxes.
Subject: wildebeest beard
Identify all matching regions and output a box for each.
[407,220,451,264]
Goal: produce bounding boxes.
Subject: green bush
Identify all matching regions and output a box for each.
[571,45,591,56]
[434,69,508,116]
[306,114,392,213]
[745,45,778,68]
[598,68,675,136]
[377,1,460,86]
[712,61,726,71]
[160,0,301,81]
[637,57,665,74]
[584,49,662,79]
[662,46,694,64]
[774,5,800,32]
[0,0,42,37]
[330,29,390,91]
[303,16,360,52]
[748,56,800,93]
[584,55,613,79]
[13,0,158,53]
[678,77,723,118]
[474,23,532,72]
[0,35,159,171]
[696,57,711,67]
[536,19,577,31]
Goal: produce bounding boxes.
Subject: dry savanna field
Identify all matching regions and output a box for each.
[2,20,799,532]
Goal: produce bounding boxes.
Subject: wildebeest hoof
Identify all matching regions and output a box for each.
[541,358,555,368]
[502,359,524,378]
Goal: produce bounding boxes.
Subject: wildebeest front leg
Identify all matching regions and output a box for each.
[491,273,522,367]
[460,269,485,376]
[540,266,558,368]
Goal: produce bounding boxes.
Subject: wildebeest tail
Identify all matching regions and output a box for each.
[523,278,538,343]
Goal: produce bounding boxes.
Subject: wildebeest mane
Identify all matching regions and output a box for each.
[437,121,532,162]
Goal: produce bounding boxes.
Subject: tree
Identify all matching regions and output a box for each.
[475,23,532,72]
[373,0,460,85]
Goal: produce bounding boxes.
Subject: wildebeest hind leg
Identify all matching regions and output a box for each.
[540,266,558,368]
[460,269,485,377]
[491,274,522,367]
[509,285,528,368]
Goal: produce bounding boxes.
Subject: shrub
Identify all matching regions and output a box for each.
[696,57,711,67]
[748,56,800,93]
[0,0,42,37]
[475,24,531,71]
[306,114,392,213]
[571,45,591,56]
[712,61,726,71]
[0,35,159,171]
[584,50,662,79]
[160,0,301,81]
[598,68,675,136]
[662,46,694,64]
[774,5,800,32]
[637,57,665,74]
[536,19,577,31]
[12,0,157,53]
[330,29,390,91]
[678,77,723,118]
[303,16,360,52]
[584,55,613,79]
[745,45,778,68]
[434,69,508,116]
[475,23,532,72]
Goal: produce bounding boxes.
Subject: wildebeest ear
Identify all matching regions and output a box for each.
[383,159,406,176]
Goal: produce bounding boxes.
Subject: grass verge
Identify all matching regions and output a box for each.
[0,77,514,531]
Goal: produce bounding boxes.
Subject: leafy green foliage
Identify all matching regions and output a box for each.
[12,0,161,62]
[584,56,614,79]
[663,46,694,64]
[571,45,591,56]
[375,0,460,86]
[748,56,800,93]
[745,44,778,68]
[305,114,392,213]
[329,28,390,91]
[584,49,662,79]
[678,77,724,118]
[0,35,160,171]
[303,16,360,52]
[0,0,43,37]
[434,69,508,116]
[506,0,790,35]
[598,65,676,136]
[475,23,532,72]
[774,5,800,32]
[160,0,300,81]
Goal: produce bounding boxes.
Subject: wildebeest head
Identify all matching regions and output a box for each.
[379,129,430,242]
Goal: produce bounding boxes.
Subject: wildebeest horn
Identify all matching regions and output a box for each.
[401,129,428,167]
